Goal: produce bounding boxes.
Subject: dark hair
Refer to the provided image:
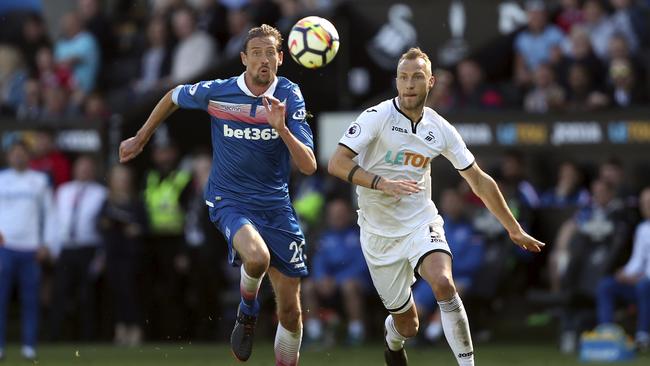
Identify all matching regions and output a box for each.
[242,24,283,53]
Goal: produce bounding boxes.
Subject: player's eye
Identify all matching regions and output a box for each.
[398,75,407,81]
[266,50,276,58]
[252,50,262,57]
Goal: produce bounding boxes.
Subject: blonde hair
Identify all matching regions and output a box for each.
[398,47,432,74]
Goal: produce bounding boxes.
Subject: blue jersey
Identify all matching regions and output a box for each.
[172,73,314,209]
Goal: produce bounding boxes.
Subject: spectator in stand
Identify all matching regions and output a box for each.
[41,86,77,121]
[540,161,590,207]
[183,152,223,339]
[302,198,370,346]
[132,17,172,97]
[223,5,254,60]
[170,7,218,83]
[54,12,100,95]
[454,59,504,110]
[565,62,610,110]
[426,68,455,113]
[524,63,566,113]
[0,45,28,116]
[98,164,147,347]
[141,139,192,339]
[596,186,650,351]
[0,141,55,362]
[19,14,51,76]
[78,0,116,64]
[83,92,110,119]
[606,34,646,82]
[36,46,75,91]
[599,157,636,203]
[555,0,585,33]
[195,0,230,52]
[49,156,107,341]
[583,0,617,60]
[550,179,632,353]
[607,57,646,107]
[514,0,565,87]
[557,26,605,88]
[16,78,42,120]
[412,188,485,344]
[28,130,71,189]
[499,150,540,209]
[609,0,647,53]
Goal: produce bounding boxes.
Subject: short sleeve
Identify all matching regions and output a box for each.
[171,79,222,110]
[338,107,385,154]
[440,119,475,171]
[286,84,314,150]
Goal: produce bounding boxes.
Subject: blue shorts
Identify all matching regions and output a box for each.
[208,198,308,277]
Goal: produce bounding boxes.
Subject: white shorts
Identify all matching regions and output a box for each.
[360,216,452,314]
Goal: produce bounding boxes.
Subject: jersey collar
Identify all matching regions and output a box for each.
[392,97,424,133]
[237,72,279,97]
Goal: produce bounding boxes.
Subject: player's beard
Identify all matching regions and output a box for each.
[400,92,427,113]
[252,67,273,86]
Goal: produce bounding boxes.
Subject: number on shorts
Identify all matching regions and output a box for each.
[289,241,305,263]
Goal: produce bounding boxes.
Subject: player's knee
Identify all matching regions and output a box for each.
[246,250,270,276]
[431,274,456,299]
[278,305,302,327]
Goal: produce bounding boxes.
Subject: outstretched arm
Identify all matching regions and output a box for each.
[263,96,316,175]
[119,89,179,163]
[460,163,545,252]
[328,145,421,198]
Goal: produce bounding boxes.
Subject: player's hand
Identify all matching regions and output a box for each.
[263,95,288,133]
[376,178,421,199]
[509,230,545,253]
[119,136,145,163]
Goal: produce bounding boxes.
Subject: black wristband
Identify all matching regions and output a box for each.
[347,165,361,183]
[372,176,383,190]
[370,175,380,189]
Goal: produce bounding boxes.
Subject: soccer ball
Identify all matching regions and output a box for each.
[288,16,340,69]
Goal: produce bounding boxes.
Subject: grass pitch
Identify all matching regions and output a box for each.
[1,343,648,365]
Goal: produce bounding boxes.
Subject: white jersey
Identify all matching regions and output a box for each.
[339,98,475,237]
[0,168,56,251]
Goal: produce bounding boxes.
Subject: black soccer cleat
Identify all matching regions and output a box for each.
[230,306,258,362]
[384,328,408,366]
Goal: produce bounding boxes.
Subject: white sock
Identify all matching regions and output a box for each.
[438,294,474,366]
[384,315,406,351]
[348,320,364,339]
[274,323,302,366]
[240,265,263,307]
[306,318,322,340]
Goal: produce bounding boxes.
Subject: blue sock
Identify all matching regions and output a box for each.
[239,298,260,316]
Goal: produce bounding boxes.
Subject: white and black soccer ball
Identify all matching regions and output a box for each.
[288,16,340,69]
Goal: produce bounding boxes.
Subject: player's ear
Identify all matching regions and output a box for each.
[278,50,284,66]
[240,51,248,66]
[429,74,436,90]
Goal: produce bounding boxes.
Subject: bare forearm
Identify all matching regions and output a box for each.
[278,128,316,175]
[135,90,179,143]
[472,173,521,234]
[328,150,381,190]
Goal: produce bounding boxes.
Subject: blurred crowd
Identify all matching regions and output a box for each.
[0,0,648,122]
[427,0,650,113]
[0,0,332,122]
